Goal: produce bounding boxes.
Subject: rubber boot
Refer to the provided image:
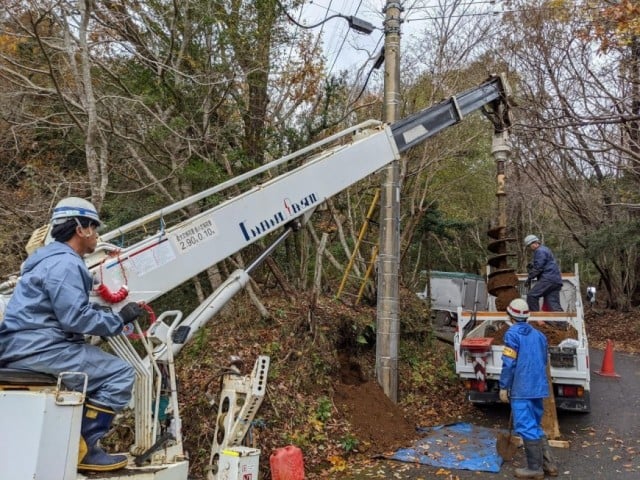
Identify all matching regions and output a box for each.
[542,435,559,476]
[514,439,544,479]
[77,402,128,472]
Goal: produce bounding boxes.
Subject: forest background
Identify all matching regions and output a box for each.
[1,0,639,308]
[1,0,639,477]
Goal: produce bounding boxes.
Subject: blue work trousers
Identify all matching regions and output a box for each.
[527,279,562,311]
[511,398,544,441]
[5,343,134,411]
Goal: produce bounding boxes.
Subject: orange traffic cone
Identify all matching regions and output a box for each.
[595,339,620,378]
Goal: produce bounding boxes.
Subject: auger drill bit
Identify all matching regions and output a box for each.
[487,131,518,311]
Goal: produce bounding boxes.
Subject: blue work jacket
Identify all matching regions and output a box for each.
[499,322,549,399]
[0,241,123,364]
[528,245,562,285]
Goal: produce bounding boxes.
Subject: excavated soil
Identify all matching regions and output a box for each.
[486,321,578,346]
[334,380,418,455]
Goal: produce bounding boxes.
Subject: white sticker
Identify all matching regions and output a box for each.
[171,216,217,253]
[128,240,177,277]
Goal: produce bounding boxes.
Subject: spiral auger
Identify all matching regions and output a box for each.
[487,131,519,311]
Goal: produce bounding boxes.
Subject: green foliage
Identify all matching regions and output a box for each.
[355,323,375,345]
[182,157,228,191]
[339,434,359,453]
[263,341,282,357]
[315,396,332,422]
[415,201,471,239]
[584,220,640,256]
[183,327,209,359]
[583,220,640,305]
[310,351,332,377]
[100,193,166,234]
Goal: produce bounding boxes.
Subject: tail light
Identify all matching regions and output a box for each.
[557,385,584,397]
[464,379,487,392]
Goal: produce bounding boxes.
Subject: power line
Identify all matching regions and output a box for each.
[405,11,500,21]
[327,0,365,75]
[408,0,500,9]
[283,2,305,70]
[312,0,335,64]
[350,37,385,105]
[404,2,604,22]
[275,0,373,33]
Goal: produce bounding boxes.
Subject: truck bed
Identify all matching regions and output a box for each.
[454,307,591,412]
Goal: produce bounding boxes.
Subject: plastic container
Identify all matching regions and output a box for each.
[549,346,576,368]
[270,445,304,480]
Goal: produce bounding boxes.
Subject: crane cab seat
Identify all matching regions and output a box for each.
[0,367,57,391]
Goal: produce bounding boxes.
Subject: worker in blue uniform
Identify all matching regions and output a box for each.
[499,298,558,479]
[523,234,563,311]
[0,197,143,472]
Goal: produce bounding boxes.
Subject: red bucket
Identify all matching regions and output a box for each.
[270,445,304,480]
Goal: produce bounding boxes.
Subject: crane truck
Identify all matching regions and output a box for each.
[0,75,512,480]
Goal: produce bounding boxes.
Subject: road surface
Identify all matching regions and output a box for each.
[336,348,640,479]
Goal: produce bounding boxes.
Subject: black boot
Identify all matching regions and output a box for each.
[515,439,544,479]
[77,402,128,472]
[541,435,559,476]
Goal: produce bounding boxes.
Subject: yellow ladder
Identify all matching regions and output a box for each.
[336,189,380,304]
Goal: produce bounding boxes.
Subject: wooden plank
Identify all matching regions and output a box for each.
[512,436,570,448]
[542,363,561,440]
[530,311,577,318]
[549,439,570,448]
[460,311,577,319]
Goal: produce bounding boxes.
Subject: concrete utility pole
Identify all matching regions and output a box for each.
[376,0,402,403]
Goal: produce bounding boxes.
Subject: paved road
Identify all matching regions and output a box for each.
[336,348,640,479]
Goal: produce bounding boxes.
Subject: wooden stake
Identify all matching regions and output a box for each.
[542,362,561,440]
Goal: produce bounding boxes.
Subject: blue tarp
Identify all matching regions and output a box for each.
[385,422,504,473]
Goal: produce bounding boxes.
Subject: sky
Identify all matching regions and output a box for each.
[288,0,505,75]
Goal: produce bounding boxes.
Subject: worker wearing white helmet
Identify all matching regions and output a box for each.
[499,298,558,478]
[0,196,143,472]
[523,234,563,312]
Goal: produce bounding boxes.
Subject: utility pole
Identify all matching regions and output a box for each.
[376,1,402,403]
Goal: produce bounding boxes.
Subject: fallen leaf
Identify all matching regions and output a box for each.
[435,468,452,475]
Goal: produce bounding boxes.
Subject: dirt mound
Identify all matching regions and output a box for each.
[334,380,419,455]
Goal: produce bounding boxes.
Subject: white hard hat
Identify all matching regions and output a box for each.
[51,197,103,227]
[507,298,530,322]
[524,234,540,247]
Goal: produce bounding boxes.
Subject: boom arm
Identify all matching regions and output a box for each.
[85,75,510,357]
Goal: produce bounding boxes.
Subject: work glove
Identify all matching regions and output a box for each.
[119,302,144,324]
[499,389,509,403]
[524,278,532,289]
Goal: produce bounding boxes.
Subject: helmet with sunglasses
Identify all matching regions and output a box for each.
[50,197,103,228]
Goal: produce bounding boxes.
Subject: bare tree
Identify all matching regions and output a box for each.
[497,0,640,308]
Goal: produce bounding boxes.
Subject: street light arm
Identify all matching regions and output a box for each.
[276,1,374,34]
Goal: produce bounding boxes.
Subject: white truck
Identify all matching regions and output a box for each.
[0,75,513,480]
[454,265,591,413]
[417,270,488,331]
